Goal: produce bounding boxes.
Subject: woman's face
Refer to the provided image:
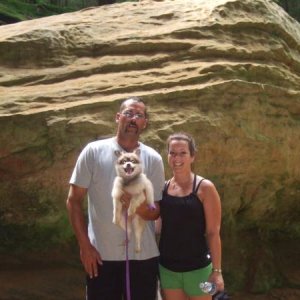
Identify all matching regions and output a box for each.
[167,139,194,172]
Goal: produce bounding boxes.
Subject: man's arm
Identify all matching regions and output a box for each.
[136,200,160,220]
[135,155,164,220]
[120,191,160,220]
[66,184,102,278]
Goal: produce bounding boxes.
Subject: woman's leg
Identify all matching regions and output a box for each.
[189,295,212,300]
[159,265,187,300]
[162,288,188,300]
[182,264,213,300]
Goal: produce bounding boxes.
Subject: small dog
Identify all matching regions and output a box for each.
[112,149,155,252]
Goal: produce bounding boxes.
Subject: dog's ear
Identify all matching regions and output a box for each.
[134,148,141,156]
[114,150,122,157]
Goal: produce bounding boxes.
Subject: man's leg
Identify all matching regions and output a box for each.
[86,261,123,300]
[127,257,159,300]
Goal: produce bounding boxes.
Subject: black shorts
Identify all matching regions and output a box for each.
[86,257,159,300]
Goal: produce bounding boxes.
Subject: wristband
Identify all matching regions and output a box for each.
[212,268,222,273]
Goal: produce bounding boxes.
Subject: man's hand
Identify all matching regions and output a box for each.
[120,190,160,220]
[80,243,102,278]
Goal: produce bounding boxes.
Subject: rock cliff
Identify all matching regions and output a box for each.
[0,0,299,297]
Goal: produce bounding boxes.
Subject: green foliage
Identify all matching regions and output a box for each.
[0,212,75,253]
[0,0,299,25]
[273,0,300,22]
[0,0,71,23]
[0,179,75,254]
[0,0,34,21]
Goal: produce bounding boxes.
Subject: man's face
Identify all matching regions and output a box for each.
[116,100,148,137]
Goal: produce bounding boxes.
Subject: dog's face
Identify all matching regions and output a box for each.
[114,149,142,179]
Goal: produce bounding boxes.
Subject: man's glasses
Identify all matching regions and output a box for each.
[122,111,145,120]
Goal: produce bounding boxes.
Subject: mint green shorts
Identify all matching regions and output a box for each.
[159,263,212,296]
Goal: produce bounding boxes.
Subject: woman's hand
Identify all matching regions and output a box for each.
[208,271,224,292]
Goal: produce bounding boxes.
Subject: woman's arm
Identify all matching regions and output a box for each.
[200,179,225,291]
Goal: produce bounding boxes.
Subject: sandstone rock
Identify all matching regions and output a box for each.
[0,0,299,295]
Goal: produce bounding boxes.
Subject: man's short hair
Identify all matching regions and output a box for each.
[120,96,148,118]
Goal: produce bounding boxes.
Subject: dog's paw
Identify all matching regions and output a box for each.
[112,212,118,224]
[127,208,135,217]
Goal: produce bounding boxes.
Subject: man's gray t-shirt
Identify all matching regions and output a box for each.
[70,137,165,261]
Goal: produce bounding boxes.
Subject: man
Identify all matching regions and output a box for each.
[66,96,165,300]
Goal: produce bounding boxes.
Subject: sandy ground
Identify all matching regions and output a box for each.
[0,253,299,300]
[0,264,85,300]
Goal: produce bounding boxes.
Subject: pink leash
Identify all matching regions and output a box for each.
[125,210,131,300]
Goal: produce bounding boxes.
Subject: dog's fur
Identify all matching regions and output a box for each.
[112,149,154,252]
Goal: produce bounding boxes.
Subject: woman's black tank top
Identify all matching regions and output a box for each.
[159,175,211,272]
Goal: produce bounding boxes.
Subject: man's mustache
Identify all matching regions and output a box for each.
[128,122,138,128]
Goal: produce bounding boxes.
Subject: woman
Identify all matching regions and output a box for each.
[158,132,224,300]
